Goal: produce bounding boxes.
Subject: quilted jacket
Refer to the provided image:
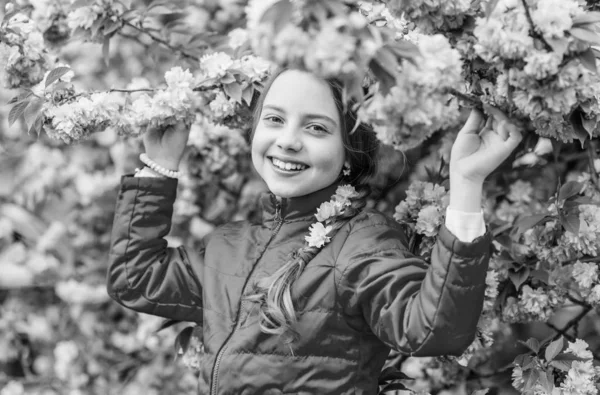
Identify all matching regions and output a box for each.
[107,175,491,395]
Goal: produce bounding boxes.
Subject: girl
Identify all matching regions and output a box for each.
[107,69,522,394]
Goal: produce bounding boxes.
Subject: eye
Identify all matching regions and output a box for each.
[263,115,283,125]
[307,124,329,134]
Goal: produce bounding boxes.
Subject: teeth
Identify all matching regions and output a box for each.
[272,158,307,171]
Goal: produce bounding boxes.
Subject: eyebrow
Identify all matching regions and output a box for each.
[262,104,339,127]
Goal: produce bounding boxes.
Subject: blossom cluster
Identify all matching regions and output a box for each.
[197,51,272,129]
[119,67,198,136]
[473,0,600,142]
[502,284,565,323]
[43,91,122,143]
[358,34,463,150]
[185,118,250,182]
[394,180,449,236]
[512,339,600,395]
[0,9,49,88]
[385,0,477,33]
[247,0,379,80]
[65,0,125,41]
[305,185,359,248]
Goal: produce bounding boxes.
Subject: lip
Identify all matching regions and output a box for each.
[267,155,309,167]
[268,156,309,175]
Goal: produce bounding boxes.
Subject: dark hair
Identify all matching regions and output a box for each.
[245,69,380,345]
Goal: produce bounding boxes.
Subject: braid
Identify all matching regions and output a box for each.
[244,183,371,346]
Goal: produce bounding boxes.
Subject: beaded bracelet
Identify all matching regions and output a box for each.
[139,153,181,178]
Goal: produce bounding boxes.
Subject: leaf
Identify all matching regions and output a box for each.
[173,326,194,355]
[7,91,32,105]
[579,48,598,73]
[223,82,243,103]
[90,16,106,39]
[530,269,549,284]
[379,367,413,383]
[156,319,181,333]
[558,181,584,201]
[545,337,564,362]
[569,108,591,148]
[260,0,294,35]
[374,47,400,78]
[28,114,43,136]
[523,368,540,392]
[553,352,587,362]
[103,19,122,36]
[45,67,72,88]
[572,195,596,205]
[485,0,500,19]
[8,100,30,126]
[242,87,254,106]
[549,360,571,372]
[560,212,580,234]
[509,268,530,291]
[471,390,489,395]
[570,27,600,46]
[147,5,175,15]
[369,58,396,96]
[519,338,541,354]
[102,36,110,67]
[538,370,554,395]
[546,37,570,54]
[573,11,600,26]
[515,213,551,234]
[387,40,421,64]
[379,382,408,393]
[23,98,43,130]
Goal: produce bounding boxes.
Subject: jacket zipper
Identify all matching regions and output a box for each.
[210,203,284,395]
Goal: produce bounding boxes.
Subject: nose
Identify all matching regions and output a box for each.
[276,124,302,152]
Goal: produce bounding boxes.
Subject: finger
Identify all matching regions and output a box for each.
[458,109,485,135]
[496,120,509,141]
[506,124,523,148]
[483,103,510,124]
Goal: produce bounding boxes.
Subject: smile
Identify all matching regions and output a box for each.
[269,157,308,172]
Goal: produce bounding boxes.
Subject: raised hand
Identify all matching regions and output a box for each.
[450,106,523,184]
[449,106,523,212]
[142,120,192,171]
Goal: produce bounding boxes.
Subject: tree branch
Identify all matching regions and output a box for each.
[120,20,200,62]
[587,139,600,190]
[547,304,592,341]
[520,0,554,52]
[445,88,483,108]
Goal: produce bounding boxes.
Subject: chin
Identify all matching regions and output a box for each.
[267,184,304,199]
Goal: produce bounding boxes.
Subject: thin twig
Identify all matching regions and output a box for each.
[469,363,514,378]
[445,88,483,108]
[108,88,156,93]
[520,0,554,52]
[561,255,600,265]
[121,20,200,61]
[548,305,592,341]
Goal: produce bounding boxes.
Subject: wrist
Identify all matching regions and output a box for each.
[449,175,484,213]
[146,155,180,171]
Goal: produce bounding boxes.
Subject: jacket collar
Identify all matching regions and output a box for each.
[260,180,342,223]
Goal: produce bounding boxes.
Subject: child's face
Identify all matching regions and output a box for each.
[251,70,345,198]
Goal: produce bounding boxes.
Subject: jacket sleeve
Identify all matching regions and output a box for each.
[336,221,491,357]
[106,175,203,324]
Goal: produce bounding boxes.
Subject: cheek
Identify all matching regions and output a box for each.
[250,128,268,166]
[310,139,345,170]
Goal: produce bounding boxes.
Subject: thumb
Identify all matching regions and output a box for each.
[458,108,485,135]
